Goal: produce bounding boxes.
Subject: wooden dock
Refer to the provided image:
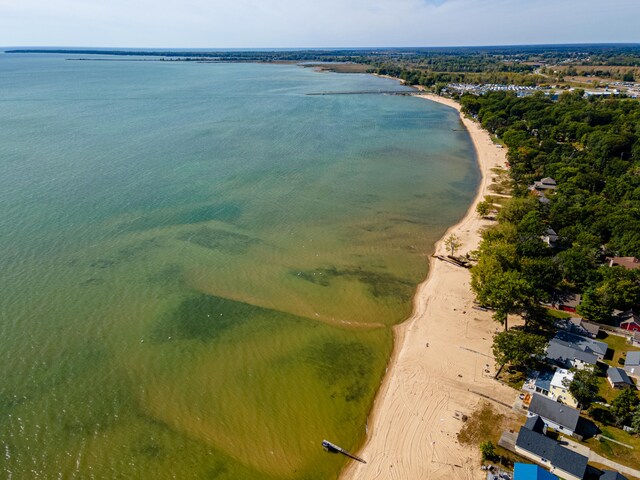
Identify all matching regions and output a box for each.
[322,440,367,464]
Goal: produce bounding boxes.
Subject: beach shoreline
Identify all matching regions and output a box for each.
[340,93,515,480]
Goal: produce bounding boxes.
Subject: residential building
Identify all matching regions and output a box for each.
[551,331,607,359]
[530,177,557,192]
[527,394,581,438]
[515,420,588,480]
[551,294,582,313]
[542,228,559,248]
[607,367,634,389]
[546,339,597,370]
[617,310,640,332]
[624,351,640,379]
[566,317,599,338]
[523,369,555,397]
[549,369,579,408]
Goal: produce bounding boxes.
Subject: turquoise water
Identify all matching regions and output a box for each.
[0,54,479,479]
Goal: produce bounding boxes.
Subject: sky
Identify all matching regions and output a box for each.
[1,0,638,48]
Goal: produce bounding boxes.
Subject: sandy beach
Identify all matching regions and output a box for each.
[341,93,515,480]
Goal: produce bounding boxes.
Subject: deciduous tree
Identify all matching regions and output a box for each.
[492,329,546,376]
[444,234,462,257]
[565,368,600,409]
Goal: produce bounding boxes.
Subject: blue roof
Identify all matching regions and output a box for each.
[535,369,554,391]
[514,463,558,480]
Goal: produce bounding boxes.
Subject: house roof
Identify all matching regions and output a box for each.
[516,426,557,460]
[513,462,559,480]
[551,442,588,479]
[531,179,558,191]
[553,330,608,356]
[544,228,559,240]
[546,339,598,366]
[569,317,600,337]
[550,368,574,389]
[535,369,555,391]
[515,427,588,479]
[609,256,640,270]
[555,293,582,308]
[529,394,580,431]
[525,414,547,433]
[626,351,640,367]
[600,470,628,480]
[608,367,634,386]
[614,309,639,322]
[620,317,640,327]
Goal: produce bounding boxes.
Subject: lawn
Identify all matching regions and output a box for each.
[581,426,640,471]
[457,401,523,467]
[546,309,573,320]
[497,366,527,390]
[600,332,640,368]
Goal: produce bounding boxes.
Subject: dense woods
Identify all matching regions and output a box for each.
[464,91,640,325]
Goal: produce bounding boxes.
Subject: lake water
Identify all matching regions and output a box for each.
[0,54,479,479]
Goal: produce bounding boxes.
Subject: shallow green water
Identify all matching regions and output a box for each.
[0,54,479,479]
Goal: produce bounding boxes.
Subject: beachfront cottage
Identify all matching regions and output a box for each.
[529,177,558,192]
[513,462,559,480]
[527,394,581,438]
[624,351,640,379]
[607,367,634,389]
[523,369,555,397]
[551,331,608,360]
[546,339,598,371]
[515,420,588,480]
[549,369,579,408]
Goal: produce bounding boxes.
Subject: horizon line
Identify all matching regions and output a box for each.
[4,42,640,52]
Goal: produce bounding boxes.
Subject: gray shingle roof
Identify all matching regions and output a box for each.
[569,317,599,337]
[528,394,580,431]
[546,339,598,366]
[608,367,634,386]
[515,427,588,479]
[551,442,588,479]
[516,427,557,460]
[516,426,589,478]
[524,414,546,433]
[553,330,608,357]
[626,351,640,367]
